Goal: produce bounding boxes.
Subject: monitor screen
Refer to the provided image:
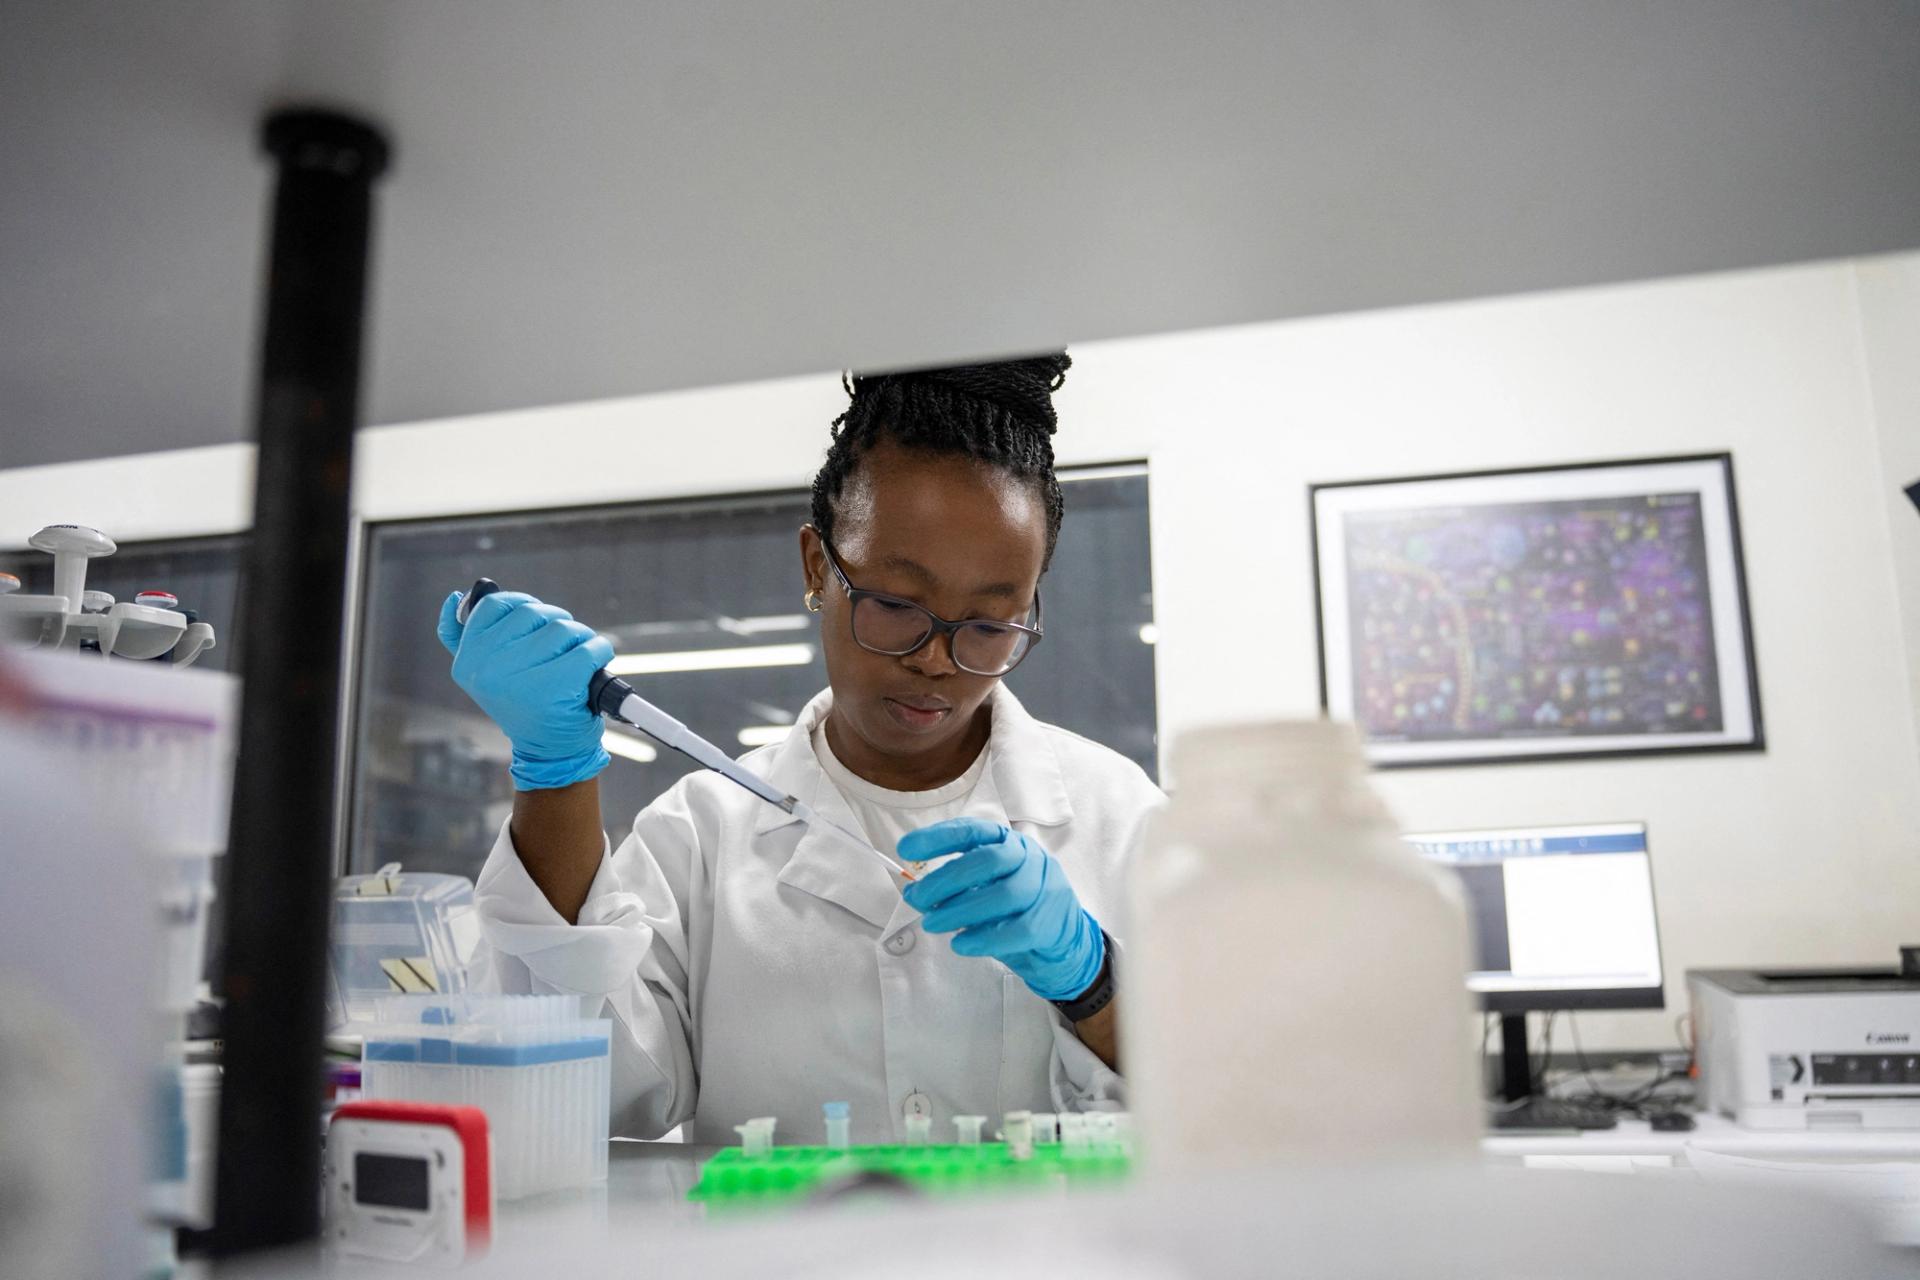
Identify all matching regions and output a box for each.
[1405,823,1665,1011]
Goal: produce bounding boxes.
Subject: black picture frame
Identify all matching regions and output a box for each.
[1309,452,1764,769]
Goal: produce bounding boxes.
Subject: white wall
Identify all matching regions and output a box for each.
[5,256,1917,1051]
[1854,254,1920,760]
[1093,260,1920,1050]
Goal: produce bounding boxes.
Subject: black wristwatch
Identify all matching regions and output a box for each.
[1051,931,1117,1023]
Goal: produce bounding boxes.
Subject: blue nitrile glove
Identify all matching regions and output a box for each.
[436,589,614,791]
[898,817,1106,1003]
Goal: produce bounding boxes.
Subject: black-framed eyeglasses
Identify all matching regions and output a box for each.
[819,539,1043,677]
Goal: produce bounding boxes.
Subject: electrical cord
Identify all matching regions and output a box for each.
[1480,1010,1693,1124]
[1556,1013,1693,1121]
[1480,1013,1496,1094]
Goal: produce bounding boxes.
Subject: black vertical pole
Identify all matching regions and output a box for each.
[1500,1012,1533,1104]
[211,107,390,1255]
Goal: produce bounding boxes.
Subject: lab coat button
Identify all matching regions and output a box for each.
[885,928,917,956]
[904,1092,932,1119]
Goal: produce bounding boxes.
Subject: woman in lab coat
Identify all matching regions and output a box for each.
[437,355,1163,1144]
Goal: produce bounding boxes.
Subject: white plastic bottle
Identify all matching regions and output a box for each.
[1125,720,1478,1172]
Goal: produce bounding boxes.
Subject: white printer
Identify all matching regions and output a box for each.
[1690,966,1920,1130]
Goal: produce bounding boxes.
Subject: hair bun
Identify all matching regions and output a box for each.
[864,352,1071,435]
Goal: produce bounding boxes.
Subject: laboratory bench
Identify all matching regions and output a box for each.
[1481,1112,1920,1247]
[1484,1109,1920,1161]
[433,1120,1920,1252]
[493,1138,718,1237]
[500,1121,1920,1252]
[183,1122,1920,1275]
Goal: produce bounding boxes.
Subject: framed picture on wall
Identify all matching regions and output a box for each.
[1310,453,1763,768]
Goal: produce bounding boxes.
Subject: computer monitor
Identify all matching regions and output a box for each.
[1405,822,1665,1102]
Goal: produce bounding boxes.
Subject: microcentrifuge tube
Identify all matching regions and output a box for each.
[733,1116,777,1157]
[1003,1110,1034,1160]
[904,1114,932,1146]
[953,1115,986,1146]
[823,1101,851,1150]
[1031,1112,1059,1144]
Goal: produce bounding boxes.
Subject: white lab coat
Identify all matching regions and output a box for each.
[470,683,1163,1145]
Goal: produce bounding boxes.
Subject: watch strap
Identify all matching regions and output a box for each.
[1051,931,1117,1023]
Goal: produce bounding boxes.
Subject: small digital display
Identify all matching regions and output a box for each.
[354,1152,430,1211]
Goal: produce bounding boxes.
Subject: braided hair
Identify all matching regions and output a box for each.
[809,352,1072,570]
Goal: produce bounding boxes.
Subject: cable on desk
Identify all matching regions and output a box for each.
[1559,1014,1692,1121]
[1676,1011,1698,1082]
[1534,1010,1557,1088]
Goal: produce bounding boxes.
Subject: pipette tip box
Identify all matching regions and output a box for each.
[358,994,611,1200]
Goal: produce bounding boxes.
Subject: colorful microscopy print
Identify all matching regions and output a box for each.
[1342,493,1720,743]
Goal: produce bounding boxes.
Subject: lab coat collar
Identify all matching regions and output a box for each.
[761,684,1074,931]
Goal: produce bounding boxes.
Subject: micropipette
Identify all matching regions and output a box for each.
[456,579,912,885]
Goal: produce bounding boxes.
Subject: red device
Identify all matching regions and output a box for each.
[327,1100,493,1264]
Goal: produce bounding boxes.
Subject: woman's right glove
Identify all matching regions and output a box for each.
[436,589,614,791]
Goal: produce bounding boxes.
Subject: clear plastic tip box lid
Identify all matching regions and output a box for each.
[330,867,480,1026]
[360,994,611,1067]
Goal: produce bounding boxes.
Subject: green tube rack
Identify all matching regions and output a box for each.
[689,1142,1132,1210]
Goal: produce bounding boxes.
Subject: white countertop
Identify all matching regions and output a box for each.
[1480,1110,1920,1247]
[479,1117,1920,1247]
[184,1118,1920,1275]
[1482,1109,1920,1159]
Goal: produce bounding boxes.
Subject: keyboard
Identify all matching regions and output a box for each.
[1488,1098,1619,1131]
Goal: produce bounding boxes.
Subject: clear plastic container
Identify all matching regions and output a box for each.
[358,993,611,1199]
[1127,721,1479,1172]
[330,869,480,1025]
[6,649,235,1013]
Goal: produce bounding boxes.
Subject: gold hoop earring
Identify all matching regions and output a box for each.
[804,590,822,613]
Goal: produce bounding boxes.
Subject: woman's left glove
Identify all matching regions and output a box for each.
[899,817,1105,1003]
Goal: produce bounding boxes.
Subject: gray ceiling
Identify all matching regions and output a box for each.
[5,1,1920,469]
